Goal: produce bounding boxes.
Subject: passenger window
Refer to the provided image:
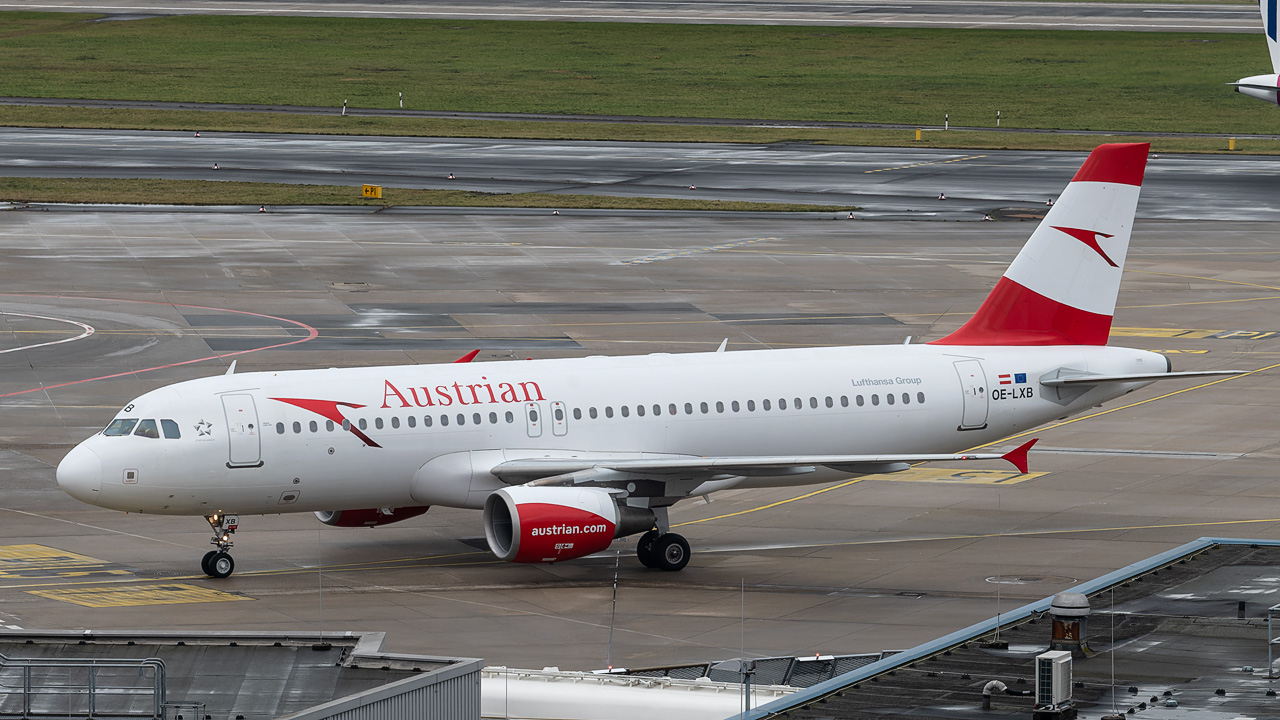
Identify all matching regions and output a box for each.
[473,413,481,425]
[505,411,514,423]
[440,415,449,427]
[731,400,740,412]
[134,420,161,439]
[636,405,645,417]
[669,403,677,416]
[458,414,466,426]
[375,418,384,430]
[872,394,880,406]
[605,406,614,418]
[589,407,598,419]
[292,421,302,434]
[104,418,139,436]
[342,419,351,430]
[716,401,724,413]
[840,395,849,408]
[902,393,910,405]
[653,404,661,416]
[529,409,538,423]
[326,420,335,431]
[490,412,498,424]
[161,419,181,439]
[778,398,787,410]
[747,400,756,411]
[391,417,400,429]
[825,397,833,408]
[573,408,582,420]
[917,392,925,404]
[621,406,630,418]
[275,422,285,435]
[700,402,708,414]
[763,399,771,411]
[810,397,818,409]
[358,419,368,430]
[424,415,433,427]
[795,397,802,409]
[887,394,895,406]
[856,395,864,407]
[684,403,693,415]
[407,416,416,428]
[310,420,319,432]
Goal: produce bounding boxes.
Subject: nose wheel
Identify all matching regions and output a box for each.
[202,513,239,578]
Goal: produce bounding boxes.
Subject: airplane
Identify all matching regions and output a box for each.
[1232,0,1280,105]
[56,142,1239,579]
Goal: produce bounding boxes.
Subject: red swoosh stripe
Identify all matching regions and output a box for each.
[271,397,382,448]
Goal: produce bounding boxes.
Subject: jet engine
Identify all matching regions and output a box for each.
[314,506,431,528]
[483,486,654,564]
[1233,74,1280,104]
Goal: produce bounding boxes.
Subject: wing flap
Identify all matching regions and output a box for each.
[492,439,1037,482]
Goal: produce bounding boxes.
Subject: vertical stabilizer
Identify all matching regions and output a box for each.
[931,143,1149,347]
[1266,0,1280,73]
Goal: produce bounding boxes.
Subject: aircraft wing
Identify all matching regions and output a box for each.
[1040,370,1244,386]
[491,438,1038,486]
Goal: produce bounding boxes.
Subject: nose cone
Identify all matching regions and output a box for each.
[57,444,103,504]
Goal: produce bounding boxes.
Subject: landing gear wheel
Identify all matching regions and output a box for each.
[200,550,218,576]
[207,552,235,579]
[652,533,690,572]
[636,530,660,569]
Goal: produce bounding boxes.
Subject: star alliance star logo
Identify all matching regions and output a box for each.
[195,420,213,436]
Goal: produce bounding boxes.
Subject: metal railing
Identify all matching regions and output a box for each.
[0,651,167,718]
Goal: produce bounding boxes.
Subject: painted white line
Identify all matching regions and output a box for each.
[0,312,94,355]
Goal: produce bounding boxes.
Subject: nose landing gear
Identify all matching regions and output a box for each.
[202,513,238,578]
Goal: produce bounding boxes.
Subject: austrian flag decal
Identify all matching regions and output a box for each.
[997,373,1028,386]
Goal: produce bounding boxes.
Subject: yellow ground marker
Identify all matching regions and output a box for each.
[0,544,111,572]
[28,583,249,608]
[869,468,1046,485]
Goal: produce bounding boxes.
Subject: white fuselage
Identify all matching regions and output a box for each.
[57,343,1163,517]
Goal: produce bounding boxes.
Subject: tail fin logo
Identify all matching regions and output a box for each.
[1052,226,1118,268]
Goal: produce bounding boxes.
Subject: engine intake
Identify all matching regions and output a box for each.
[483,486,655,564]
[314,506,430,527]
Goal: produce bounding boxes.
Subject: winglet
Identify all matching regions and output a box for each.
[1001,438,1038,474]
[453,349,480,363]
[225,360,237,375]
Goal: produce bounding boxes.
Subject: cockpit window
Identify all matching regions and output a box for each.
[134,419,160,439]
[103,418,138,436]
[161,419,181,439]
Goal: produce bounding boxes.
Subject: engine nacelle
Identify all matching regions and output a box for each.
[483,486,655,564]
[314,506,430,528]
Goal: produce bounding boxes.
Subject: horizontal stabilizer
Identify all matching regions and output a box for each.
[1040,370,1244,387]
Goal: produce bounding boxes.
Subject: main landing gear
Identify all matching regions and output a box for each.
[202,513,238,578]
[636,529,691,571]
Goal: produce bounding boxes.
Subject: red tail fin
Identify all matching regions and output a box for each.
[931,143,1149,346]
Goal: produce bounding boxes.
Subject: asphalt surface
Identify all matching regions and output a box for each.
[5,0,1265,32]
[3,128,1279,221]
[1,207,1279,670]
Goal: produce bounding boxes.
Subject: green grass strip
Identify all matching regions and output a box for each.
[1,12,1276,135]
[0,177,845,211]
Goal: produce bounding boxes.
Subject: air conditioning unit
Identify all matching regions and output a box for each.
[1033,650,1075,718]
